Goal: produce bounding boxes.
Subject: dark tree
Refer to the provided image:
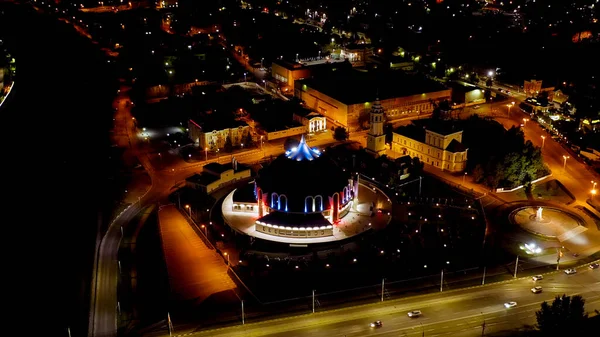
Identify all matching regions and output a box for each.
[333,126,349,141]
[224,136,233,153]
[284,137,300,151]
[244,132,254,148]
[486,78,493,87]
[536,295,587,335]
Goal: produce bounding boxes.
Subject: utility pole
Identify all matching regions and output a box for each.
[556,247,562,270]
[241,300,245,325]
[419,176,422,196]
[177,192,181,209]
[513,255,519,278]
[482,266,486,285]
[481,312,485,336]
[67,327,71,337]
[440,270,444,292]
[381,278,385,302]
[312,290,315,313]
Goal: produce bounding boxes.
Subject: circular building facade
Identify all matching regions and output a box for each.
[252,136,357,238]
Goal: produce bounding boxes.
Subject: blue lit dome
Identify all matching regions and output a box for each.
[256,136,352,214]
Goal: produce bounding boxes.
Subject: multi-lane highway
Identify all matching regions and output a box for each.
[163,266,599,337]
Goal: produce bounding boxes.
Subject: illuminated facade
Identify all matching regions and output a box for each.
[230,135,358,239]
[295,76,451,130]
[392,126,468,173]
[188,119,250,151]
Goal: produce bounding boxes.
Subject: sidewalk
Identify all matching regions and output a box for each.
[158,205,237,303]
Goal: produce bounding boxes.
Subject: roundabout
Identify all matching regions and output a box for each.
[509,205,587,240]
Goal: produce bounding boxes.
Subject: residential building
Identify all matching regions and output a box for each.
[185,159,251,194]
[391,123,468,172]
[188,118,250,150]
[295,70,451,130]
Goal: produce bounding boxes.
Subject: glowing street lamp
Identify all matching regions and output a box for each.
[205,147,208,161]
[506,101,515,117]
[184,204,191,217]
[224,252,230,266]
[541,135,545,148]
[562,155,569,170]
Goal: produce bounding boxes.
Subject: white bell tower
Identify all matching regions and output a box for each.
[366,96,387,157]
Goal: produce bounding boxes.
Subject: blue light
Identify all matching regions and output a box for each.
[286,135,321,161]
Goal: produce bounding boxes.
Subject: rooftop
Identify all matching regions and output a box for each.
[285,135,321,161]
[446,139,467,153]
[204,162,249,174]
[192,117,248,133]
[232,182,258,203]
[425,122,463,136]
[297,70,448,105]
[186,173,220,186]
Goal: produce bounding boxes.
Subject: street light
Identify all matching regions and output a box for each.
[184,204,191,217]
[463,172,467,184]
[261,57,264,69]
[224,252,230,266]
[541,135,545,149]
[506,102,514,117]
[260,135,264,150]
[563,155,569,171]
[205,147,208,161]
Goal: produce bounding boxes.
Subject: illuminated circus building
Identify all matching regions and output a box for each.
[254,135,358,236]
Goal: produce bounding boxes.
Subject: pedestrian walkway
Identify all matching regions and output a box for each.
[158,205,236,303]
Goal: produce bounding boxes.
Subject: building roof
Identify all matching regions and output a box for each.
[285,135,321,161]
[232,183,258,203]
[448,80,479,91]
[256,142,350,213]
[445,139,467,153]
[200,118,248,132]
[394,124,425,142]
[204,162,249,175]
[257,211,332,229]
[297,70,448,105]
[186,173,220,186]
[426,122,462,136]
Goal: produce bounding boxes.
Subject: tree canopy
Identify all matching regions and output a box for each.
[461,115,550,189]
[536,294,587,335]
[333,126,349,141]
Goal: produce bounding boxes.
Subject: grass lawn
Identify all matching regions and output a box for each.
[516,179,574,204]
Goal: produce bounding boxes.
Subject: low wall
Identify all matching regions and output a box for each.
[255,222,334,238]
[495,174,552,193]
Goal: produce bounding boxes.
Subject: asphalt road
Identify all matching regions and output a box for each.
[163,266,599,337]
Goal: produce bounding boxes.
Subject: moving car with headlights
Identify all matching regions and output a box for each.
[370,320,383,328]
[590,263,599,269]
[564,268,577,275]
[407,310,422,318]
[531,286,543,294]
[504,301,517,308]
[532,275,543,281]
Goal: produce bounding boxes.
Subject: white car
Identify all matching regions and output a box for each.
[531,286,543,294]
[407,310,422,318]
[532,275,543,281]
[504,301,517,308]
[564,268,577,275]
